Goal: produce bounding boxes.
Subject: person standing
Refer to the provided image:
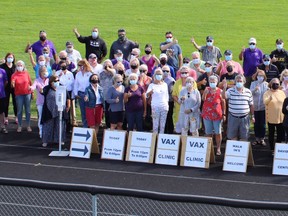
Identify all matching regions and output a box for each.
[73,27,107,62]
[64,41,82,73]
[270,38,288,72]
[88,53,103,76]
[188,51,206,78]
[216,50,244,77]
[25,30,57,62]
[141,44,160,76]
[257,54,279,83]
[0,67,8,133]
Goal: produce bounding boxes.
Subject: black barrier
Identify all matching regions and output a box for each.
[0,177,288,211]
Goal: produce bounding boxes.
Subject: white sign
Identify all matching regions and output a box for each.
[70,143,91,159]
[72,127,93,143]
[223,140,253,173]
[273,143,288,176]
[55,86,67,111]
[101,130,126,160]
[126,131,156,163]
[155,134,180,166]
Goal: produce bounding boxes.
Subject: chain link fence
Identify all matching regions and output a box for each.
[1,184,288,216]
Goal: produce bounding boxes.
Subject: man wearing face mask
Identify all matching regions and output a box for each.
[189,51,206,78]
[64,41,82,73]
[257,54,279,83]
[160,31,183,73]
[52,51,76,73]
[270,38,288,72]
[73,27,107,63]
[218,61,238,89]
[151,53,175,79]
[109,29,138,61]
[197,61,219,94]
[25,30,57,62]
[191,36,222,70]
[216,50,244,77]
[111,49,130,70]
[222,74,254,141]
[239,37,263,88]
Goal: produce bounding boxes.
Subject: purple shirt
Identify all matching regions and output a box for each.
[243,48,263,76]
[0,68,8,98]
[124,85,144,112]
[31,77,49,105]
[52,62,76,72]
[31,40,57,60]
[111,59,130,70]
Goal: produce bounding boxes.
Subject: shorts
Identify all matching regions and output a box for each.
[227,113,250,140]
[109,111,124,124]
[85,105,103,127]
[203,119,222,134]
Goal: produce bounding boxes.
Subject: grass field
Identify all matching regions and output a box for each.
[1,0,288,116]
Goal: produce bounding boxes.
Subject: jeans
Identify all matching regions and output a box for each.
[16,94,31,127]
[78,91,87,128]
[126,110,143,131]
[37,105,43,137]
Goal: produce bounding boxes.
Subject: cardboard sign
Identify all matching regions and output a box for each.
[126,131,156,163]
[180,136,215,168]
[69,127,97,159]
[155,134,181,166]
[273,143,288,176]
[223,140,254,173]
[101,130,126,160]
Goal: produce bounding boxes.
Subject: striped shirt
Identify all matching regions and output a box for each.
[226,87,253,117]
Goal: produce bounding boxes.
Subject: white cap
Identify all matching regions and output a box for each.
[159,53,167,59]
[249,37,257,44]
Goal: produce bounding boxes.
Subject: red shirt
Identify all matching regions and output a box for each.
[201,87,223,121]
[11,71,32,96]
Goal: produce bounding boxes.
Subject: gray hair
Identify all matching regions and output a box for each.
[16,60,25,67]
[209,75,218,82]
[235,74,246,83]
[113,74,123,83]
[128,73,138,80]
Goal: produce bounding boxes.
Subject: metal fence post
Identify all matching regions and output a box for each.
[92,194,97,216]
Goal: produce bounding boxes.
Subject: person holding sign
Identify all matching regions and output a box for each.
[176,77,201,136]
[124,73,146,131]
[84,74,104,141]
[263,78,286,155]
[202,75,226,155]
[222,74,254,141]
[146,68,169,134]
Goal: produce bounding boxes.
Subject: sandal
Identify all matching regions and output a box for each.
[216,150,221,156]
[27,127,32,132]
[252,141,259,146]
[1,128,8,134]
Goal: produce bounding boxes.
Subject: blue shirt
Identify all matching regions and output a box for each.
[33,64,53,79]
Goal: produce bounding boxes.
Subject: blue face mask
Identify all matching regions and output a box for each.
[53,81,60,88]
[264,60,270,66]
[236,82,243,89]
[257,76,264,82]
[166,38,173,43]
[91,32,98,38]
[205,67,211,73]
[209,82,217,88]
[277,44,283,50]
[192,59,200,65]
[225,55,232,61]
[116,81,123,86]
[207,42,213,47]
[249,44,256,50]
[155,74,163,81]
[6,57,14,63]
[129,80,137,85]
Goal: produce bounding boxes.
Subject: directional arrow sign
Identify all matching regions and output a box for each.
[74,131,91,141]
[72,145,88,156]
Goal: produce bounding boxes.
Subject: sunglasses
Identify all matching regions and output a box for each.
[117,81,123,83]
[162,70,169,73]
[139,70,146,73]
[207,40,212,42]
[54,80,59,82]
[166,36,172,39]
[184,62,189,64]
[249,43,256,45]
[181,72,188,74]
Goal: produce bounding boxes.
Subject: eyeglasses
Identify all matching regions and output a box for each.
[131,53,136,56]
[162,70,169,73]
[60,58,66,60]
[249,43,256,45]
[139,70,146,73]
[184,62,189,64]
[54,80,59,82]
[181,72,188,74]
[264,59,270,61]
[166,36,172,39]
[117,81,123,83]
[43,52,48,54]
[207,40,212,42]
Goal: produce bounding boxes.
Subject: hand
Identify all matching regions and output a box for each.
[28,86,32,91]
[28,48,33,54]
[255,84,259,91]
[173,38,178,44]
[272,55,277,62]
[222,115,226,122]
[115,97,119,103]
[147,89,154,97]
[180,96,185,103]
[251,116,255,124]
[73,28,78,34]
[184,109,192,114]
[128,91,132,97]
[84,96,88,101]
[66,107,70,112]
[270,95,273,100]
[222,78,227,89]
[241,46,245,53]
[31,93,34,100]
[190,37,195,43]
[143,111,146,118]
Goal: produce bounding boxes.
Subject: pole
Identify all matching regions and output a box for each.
[59,109,63,152]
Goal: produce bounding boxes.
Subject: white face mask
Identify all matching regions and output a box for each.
[17,66,24,71]
[92,32,98,38]
[66,48,73,53]
[39,61,45,66]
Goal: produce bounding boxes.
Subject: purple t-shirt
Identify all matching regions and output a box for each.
[124,85,144,112]
[243,48,263,76]
[0,68,8,98]
[31,40,57,60]
[111,59,130,70]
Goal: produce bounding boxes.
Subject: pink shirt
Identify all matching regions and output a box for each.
[176,68,197,80]
[217,60,244,77]
[31,77,49,105]
[141,55,156,74]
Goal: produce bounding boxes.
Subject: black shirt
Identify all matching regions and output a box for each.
[258,63,279,83]
[270,49,288,72]
[109,39,138,60]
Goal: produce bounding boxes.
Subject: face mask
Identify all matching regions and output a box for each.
[53,81,59,88]
[66,48,73,53]
[209,82,217,88]
[181,73,188,78]
[264,60,270,66]
[205,67,211,73]
[39,36,46,41]
[43,72,49,78]
[183,63,189,67]
[277,44,283,50]
[131,65,137,70]
[43,53,49,58]
[249,44,256,50]
[39,61,45,66]
[61,66,67,71]
[116,81,123,86]
[166,38,173,43]
[6,57,13,63]
[272,83,280,90]
[91,32,98,38]
[116,57,123,62]
[192,58,200,65]
[155,74,163,81]
[225,55,232,61]
[130,80,137,85]
[118,35,125,42]
[17,66,24,71]
[145,50,151,55]
[207,42,213,46]
[186,83,192,88]
[227,66,233,73]
[160,59,167,65]
[257,76,264,82]
[236,82,243,88]
[163,71,169,77]
[284,76,288,81]
[91,80,98,84]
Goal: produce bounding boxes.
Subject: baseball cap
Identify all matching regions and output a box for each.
[66,41,73,46]
[206,36,214,41]
[89,53,97,59]
[224,50,232,55]
[204,61,212,66]
[159,53,167,59]
[249,38,257,44]
[115,49,123,55]
[263,54,271,60]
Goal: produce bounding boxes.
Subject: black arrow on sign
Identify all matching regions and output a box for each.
[74,131,91,141]
[72,145,89,156]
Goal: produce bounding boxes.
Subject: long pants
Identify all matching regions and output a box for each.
[254,110,266,139]
[15,94,31,127]
[126,110,143,132]
[78,91,87,128]
[37,105,43,137]
[4,87,17,117]
[164,101,174,134]
[152,106,168,134]
[268,122,284,150]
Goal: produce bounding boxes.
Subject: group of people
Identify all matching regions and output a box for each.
[1,27,288,156]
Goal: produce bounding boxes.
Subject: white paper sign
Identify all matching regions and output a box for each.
[101,130,126,160]
[72,128,94,143]
[128,146,151,162]
[274,143,288,159]
[184,152,207,168]
[155,149,179,166]
[273,143,288,175]
[186,137,208,153]
[223,155,248,173]
[157,134,180,150]
[225,140,249,157]
[70,143,91,159]
[131,132,152,147]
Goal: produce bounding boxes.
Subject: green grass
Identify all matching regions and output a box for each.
[1,0,288,116]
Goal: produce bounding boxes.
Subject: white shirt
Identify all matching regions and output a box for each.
[91,64,103,76]
[73,71,93,96]
[146,82,169,110]
[55,70,75,91]
[65,49,82,72]
[91,84,102,105]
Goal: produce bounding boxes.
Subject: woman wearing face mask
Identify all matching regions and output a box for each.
[106,74,125,130]
[176,77,201,136]
[216,50,244,77]
[11,60,32,133]
[257,54,279,83]
[197,61,219,95]
[280,69,288,96]
[146,69,169,134]
[202,76,225,155]
[73,59,93,128]
[84,74,104,140]
[125,58,140,77]
[263,78,286,155]
[41,75,71,147]
[250,70,269,146]
[124,73,146,132]
[140,44,160,76]
[0,53,17,125]
[29,66,49,138]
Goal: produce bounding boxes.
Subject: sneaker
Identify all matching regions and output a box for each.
[260,140,266,146]
[17,127,22,133]
[27,127,32,132]
[1,128,8,134]
[42,143,47,147]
